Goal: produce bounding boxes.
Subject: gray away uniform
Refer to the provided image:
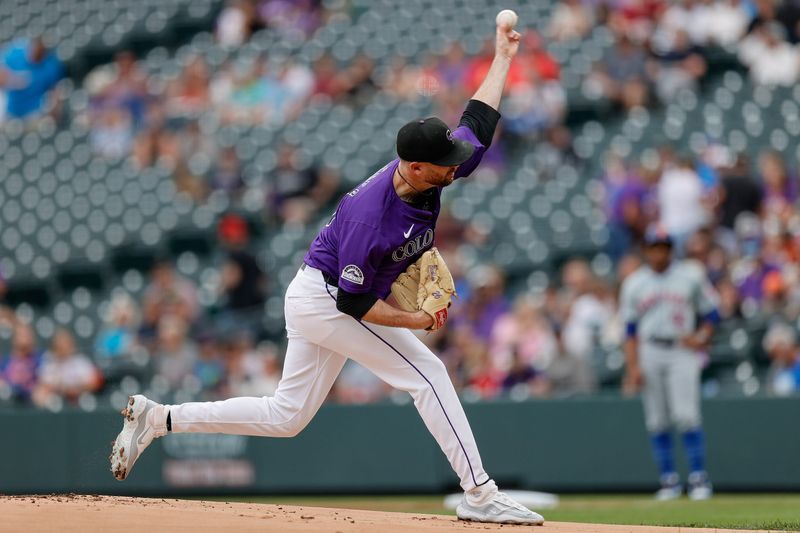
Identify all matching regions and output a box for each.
[620,261,719,432]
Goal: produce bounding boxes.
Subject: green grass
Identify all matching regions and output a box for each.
[542,494,800,530]
[194,493,800,530]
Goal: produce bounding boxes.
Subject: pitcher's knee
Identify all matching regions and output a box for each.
[407,357,449,390]
[422,356,448,379]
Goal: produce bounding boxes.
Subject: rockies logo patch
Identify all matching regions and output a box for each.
[341,264,365,285]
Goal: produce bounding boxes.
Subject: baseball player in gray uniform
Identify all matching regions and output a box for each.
[620,226,720,501]
[110,21,544,525]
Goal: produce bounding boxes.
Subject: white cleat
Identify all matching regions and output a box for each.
[457,490,545,525]
[688,471,713,501]
[109,395,167,481]
[655,472,682,501]
[654,485,682,501]
[688,484,713,501]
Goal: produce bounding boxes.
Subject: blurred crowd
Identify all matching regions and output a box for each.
[601,142,800,396]
[0,243,628,409]
[3,0,800,410]
[215,0,323,47]
[575,0,800,110]
[82,47,347,225]
[0,211,280,409]
[416,255,619,401]
[4,1,800,124]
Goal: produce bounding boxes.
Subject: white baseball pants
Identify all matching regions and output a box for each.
[170,265,491,490]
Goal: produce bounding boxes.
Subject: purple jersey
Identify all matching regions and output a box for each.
[304,125,486,298]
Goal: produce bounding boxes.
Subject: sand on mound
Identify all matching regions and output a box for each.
[0,494,766,533]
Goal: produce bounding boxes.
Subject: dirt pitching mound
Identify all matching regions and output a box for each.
[0,495,764,533]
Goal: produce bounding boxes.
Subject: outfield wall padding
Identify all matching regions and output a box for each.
[1,397,797,494]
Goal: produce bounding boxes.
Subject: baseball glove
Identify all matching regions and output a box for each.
[390,247,457,330]
[417,247,457,330]
[390,260,421,312]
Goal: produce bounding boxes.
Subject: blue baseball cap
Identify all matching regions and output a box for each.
[644,224,673,247]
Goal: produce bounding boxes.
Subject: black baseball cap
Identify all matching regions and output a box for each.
[396,117,475,166]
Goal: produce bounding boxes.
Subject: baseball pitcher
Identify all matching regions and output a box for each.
[620,226,720,501]
[110,18,543,525]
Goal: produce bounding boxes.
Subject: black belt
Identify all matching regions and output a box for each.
[301,263,339,287]
[648,337,678,348]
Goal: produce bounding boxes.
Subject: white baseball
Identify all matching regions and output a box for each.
[495,9,518,30]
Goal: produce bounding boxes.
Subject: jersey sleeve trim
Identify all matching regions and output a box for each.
[458,99,501,148]
[700,309,721,326]
[336,288,379,319]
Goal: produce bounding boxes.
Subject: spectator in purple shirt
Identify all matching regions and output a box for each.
[258,0,322,37]
[736,258,780,305]
[603,154,651,260]
[501,350,548,397]
[454,265,510,342]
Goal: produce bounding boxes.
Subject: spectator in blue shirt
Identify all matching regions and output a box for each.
[0,322,43,403]
[0,37,63,119]
[95,292,140,360]
[764,322,800,396]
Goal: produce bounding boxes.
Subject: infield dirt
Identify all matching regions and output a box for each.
[0,495,771,533]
